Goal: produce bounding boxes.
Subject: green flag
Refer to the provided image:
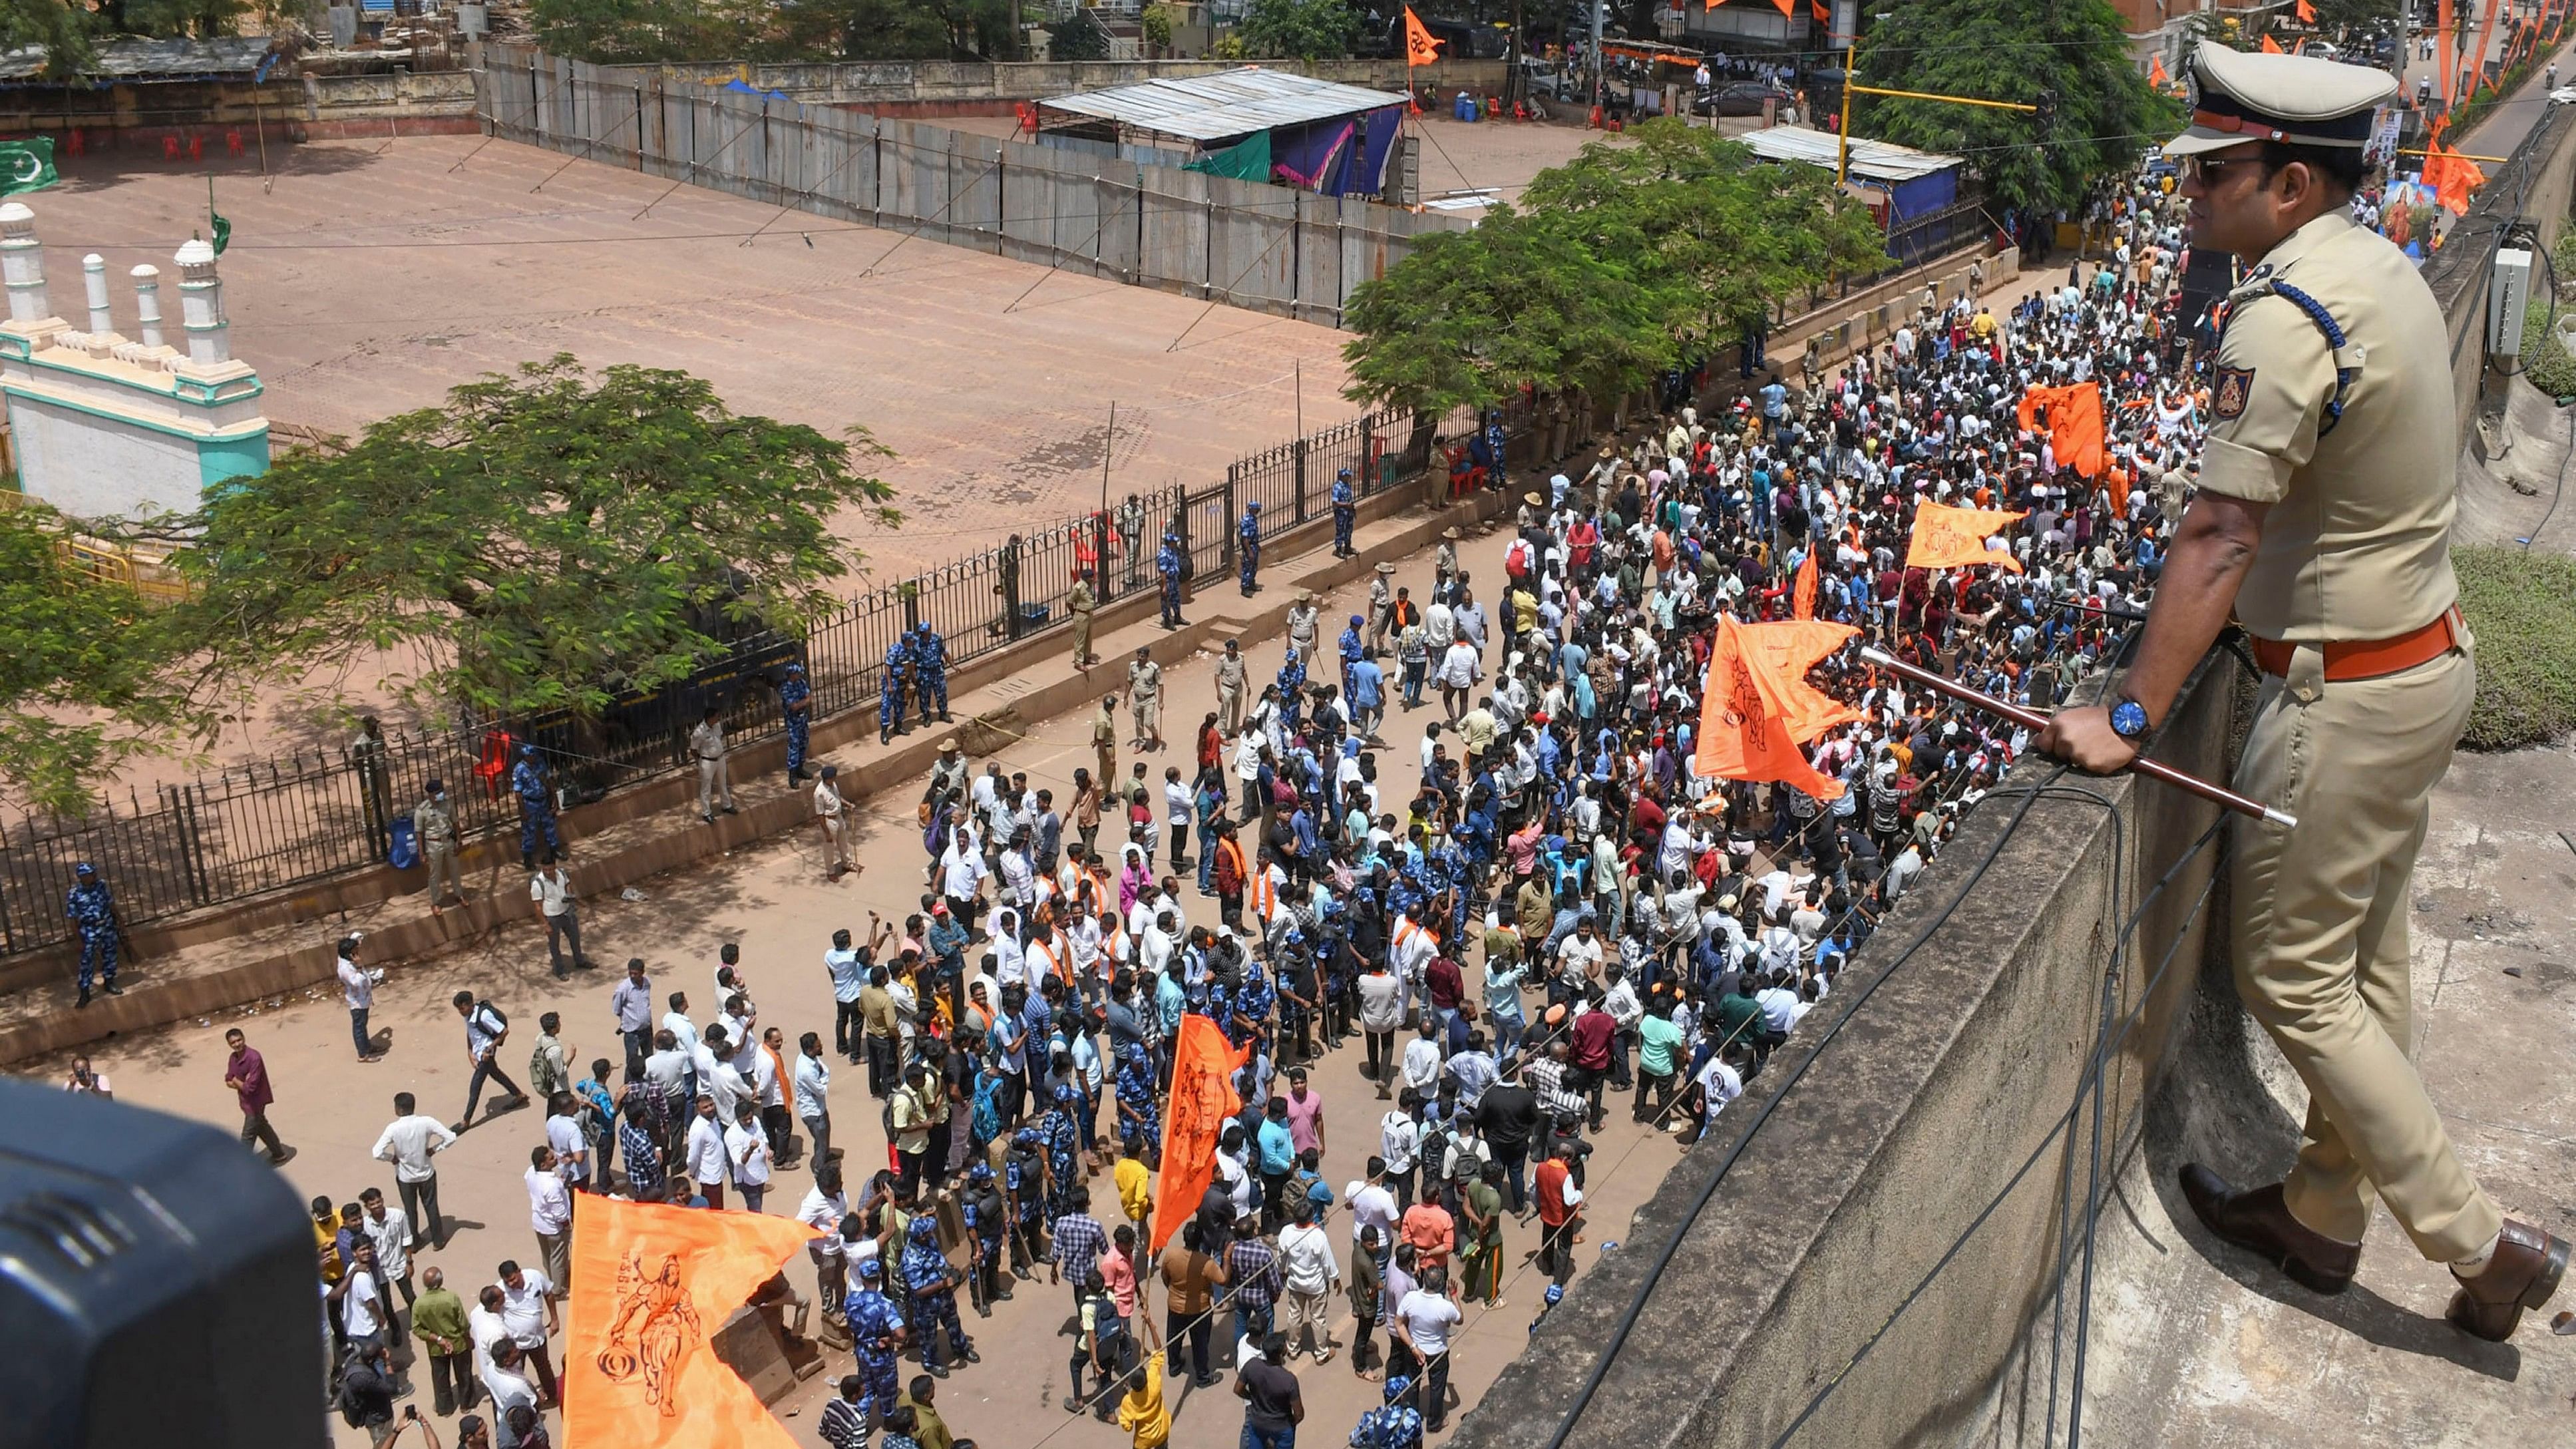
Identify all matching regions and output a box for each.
[207,175,229,255]
[0,138,57,198]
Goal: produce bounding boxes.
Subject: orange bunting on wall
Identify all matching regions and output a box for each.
[1905,501,2027,573]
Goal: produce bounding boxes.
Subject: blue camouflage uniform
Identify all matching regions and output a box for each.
[1277,650,1306,733]
[1352,1376,1426,1449]
[1113,1042,1159,1155]
[900,1214,973,1372]
[510,747,561,863]
[878,641,910,742]
[846,1269,906,1420]
[1483,415,1508,491]
[1238,503,1262,595]
[908,626,950,722]
[1338,618,1366,700]
[66,869,116,995]
[1005,1127,1049,1263]
[1041,1088,1083,1218]
[778,664,813,781]
[1331,468,1357,555]
[1157,533,1185,628]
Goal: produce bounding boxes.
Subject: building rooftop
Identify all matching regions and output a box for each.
[1036,67,1409,143]
[1738,124,1963,183]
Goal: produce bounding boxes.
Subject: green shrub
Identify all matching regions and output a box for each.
[2454,545,2576,749]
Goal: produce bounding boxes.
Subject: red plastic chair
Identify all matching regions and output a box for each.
[474,728,515,797]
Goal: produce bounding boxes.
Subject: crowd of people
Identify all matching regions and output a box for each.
[187,174,2221,1449]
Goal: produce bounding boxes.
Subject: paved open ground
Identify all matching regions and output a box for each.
[25,134,1361,577]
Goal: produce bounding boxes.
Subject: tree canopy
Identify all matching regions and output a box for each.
[0,0,254,80]
[1342,119,1885,418]
[1234,0,1361,63]
[179,355,896,729]
[1852,0,2179,216]
[0,502,196,814]
[530,0,1013,65]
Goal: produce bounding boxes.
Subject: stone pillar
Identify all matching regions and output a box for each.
[83,253,112,336]
[174,238,229,365]
[0,200,49,325]
[132,264,164,349]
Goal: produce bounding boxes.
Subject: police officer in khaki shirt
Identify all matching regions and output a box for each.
[2038,47,2566,1341]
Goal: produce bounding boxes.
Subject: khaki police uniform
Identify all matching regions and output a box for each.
[690,716,735,819]
[2182,51,2498,1263]
[1068,576,1096,667]
[416,790,461,904]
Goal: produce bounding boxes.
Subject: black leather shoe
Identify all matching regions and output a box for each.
[2447,1219,2571,1341]
[2180,1163,2360,1294]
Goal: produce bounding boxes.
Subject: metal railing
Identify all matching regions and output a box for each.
[0,402,1462,961]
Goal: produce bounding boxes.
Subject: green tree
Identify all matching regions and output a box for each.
[0,0,96,79]
[1046,9,1110,61]
[1521,118,1886,347]
[1141,1,1175,58]
[1340,205,1680,427]
[178,356,896,731]
[1853,0,2179,216]
[0,502,196,814]
[1234,0,1360,62]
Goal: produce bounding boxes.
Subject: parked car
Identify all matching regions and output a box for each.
[1692,81,1793,117]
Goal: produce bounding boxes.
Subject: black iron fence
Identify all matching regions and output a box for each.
[0,403,1460,960]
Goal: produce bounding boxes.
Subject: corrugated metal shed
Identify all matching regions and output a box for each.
[0,37,276,85]
[1737,125,1962,184]
[1037,67,1409,144]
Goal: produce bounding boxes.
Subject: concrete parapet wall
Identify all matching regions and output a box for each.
[579,55,1512,106]
[0,70,477,141]
[1451,656,2247,1449]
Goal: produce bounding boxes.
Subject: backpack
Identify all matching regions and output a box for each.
[475,1000,508,1037]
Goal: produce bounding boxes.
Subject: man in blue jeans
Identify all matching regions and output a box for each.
[1234,1331,1302,1449]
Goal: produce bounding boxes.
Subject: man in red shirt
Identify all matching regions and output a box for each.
[1533,1141,1584,1286]
[1568,994,1616,1134]
[223,1026,293,1164]
[1400,1194,1455,1274]
[1424,954,1466,1043]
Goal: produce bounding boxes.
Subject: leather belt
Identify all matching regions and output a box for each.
[2251,604,2463,682]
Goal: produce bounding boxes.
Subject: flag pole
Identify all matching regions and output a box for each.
[1857,647,2295,827]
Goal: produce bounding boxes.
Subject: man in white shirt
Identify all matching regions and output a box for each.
[372,1092,457,1249]
[793,1032,834,1169]
[1393,1270,1467,1434]
[1276,1200,1342,1362]
[482,1339,544,1441]
[1344,1161,1400,1253]
[331,1238,389,1348]
[797,1165,850,1323]
[813,764,854,878]
[729,1099,774,1213]
[685,1094,730,1209]
[525,1146,573,1289]
[495,1259,561,1406]
[530,856,589,978]
[699,1028,747,1122]
[544,1095,590,1191]
[1694,1050,1746,1143]
[358,1187,416,1312]
[337,934,385,1062]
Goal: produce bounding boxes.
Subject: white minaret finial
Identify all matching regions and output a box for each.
[0,201,48,325]
[82,253,112,336]
[131,264,163,349]
[174,238,228,365]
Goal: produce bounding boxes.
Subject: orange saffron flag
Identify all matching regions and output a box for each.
[2149,55,2169,87]
[1403,6,1443,67]
[1791,546,1818,620]
[1150,1014,1253,1255]
[1694,614,1849,800]
[1906,501,2026,573]
[2015,381,2106,479]
[1738,619,1863,743]
[1772,0,1796,16]
[2296,0,2316,21]
[2260,33,2285,53]
[563,1197,819,1449]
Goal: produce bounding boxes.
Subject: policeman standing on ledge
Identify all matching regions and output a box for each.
[511,743,561,869]
[2038,47,2566,1341]
[1331,465,1358,558]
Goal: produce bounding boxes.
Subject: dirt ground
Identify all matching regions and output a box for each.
[26,134,1360,579]
[29,523,1696,1449]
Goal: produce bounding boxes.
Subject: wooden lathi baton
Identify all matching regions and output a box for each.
[1857,646,2297,829]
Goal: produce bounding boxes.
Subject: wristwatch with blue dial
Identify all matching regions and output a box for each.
[2110,698,2149,740]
